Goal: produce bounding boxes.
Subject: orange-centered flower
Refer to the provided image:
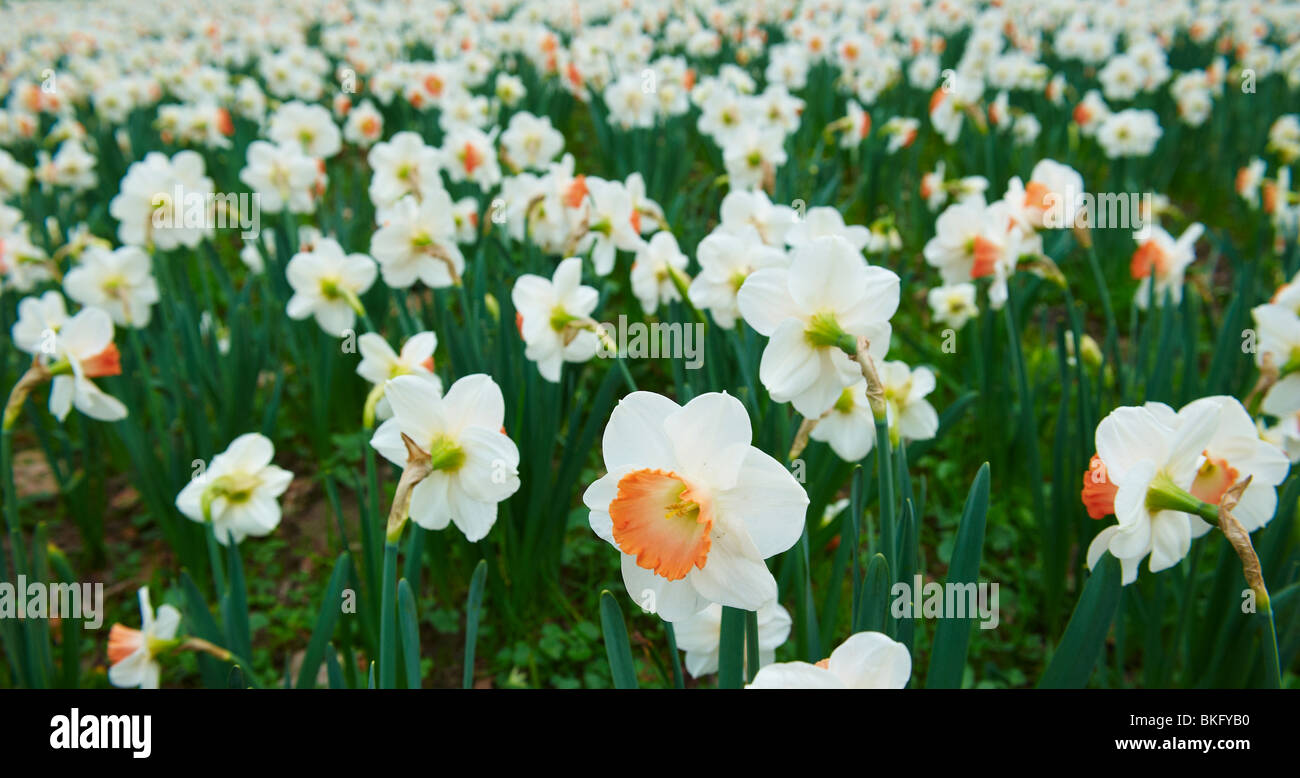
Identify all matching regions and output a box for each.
[609,468,713,581]
[1130,240,1169,280]
[564,174,588,209]
[462,142,483,175]
[1081,454,1118,519]
[929,87,947,115]
[215,108,234,136]
[1024,181,1051,212]
[82,342,123,378]
[107,623,143,664]
[970,235,999,279]
[1189,450,1239,506]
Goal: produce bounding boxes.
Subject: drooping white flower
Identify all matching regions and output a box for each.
[43,306,128,423]
[1084,400,1225,585]
[107,587,181,689]
[880,361,940,445]
[574,177,644,276]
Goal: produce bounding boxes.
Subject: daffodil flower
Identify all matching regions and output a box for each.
[747,632,911,689]
[583,391,808,621]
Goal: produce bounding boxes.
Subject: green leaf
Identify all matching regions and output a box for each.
[599,590,639,689]
[325,644,346,689]
[378,541,398,690]
[397,578,421,689]
[179,570,229,688]
[717,605,746,689]
[856,553,891,634]
[222,539,252,662]
[926,463,990,689]
[228,665,246,689]
[1038,554,1122,688]
[296,552,350,689]
[463,559,488,689]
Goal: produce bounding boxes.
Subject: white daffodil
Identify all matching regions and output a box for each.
[1175,397,1290,536]
[239,140,321,214]
[809,379,875,461]
[107,587,181,689]
[673,601,791,678]
[285,238,377,336]
[927,283,979,330]
[11,290,68,355]
[630,231,689,314]
[268,100,341,159]
[370,192,465,289]
[109,150,214,250]
[511,257,601,382]
[583,391,809,621]
[574,177,643,276]
[688,225,788,329]
[747,631,911,689]
[1130,223,1204,309]
[43,306,128,423]
[370,374,521,542]
[1084,399,1225,584]
[784,207,871,252]
[175,433,294,545]
[356,331,442,424]
[63,244,159,328]
[737,234,899,417]
[880,361,940,446]
[367,131,443,210]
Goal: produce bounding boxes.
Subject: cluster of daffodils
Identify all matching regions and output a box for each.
[0,0,1298,693]
[924,159,1077,312]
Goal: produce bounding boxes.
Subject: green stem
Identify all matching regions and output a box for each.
[379,540,398,689]
[744,609,760,683]
[1258,596,1282,689]
[664,622,685,689]
[875,418,895,568]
